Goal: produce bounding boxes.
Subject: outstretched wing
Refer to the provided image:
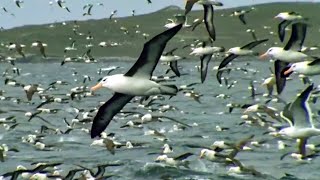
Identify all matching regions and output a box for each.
[125,24,182,78]
[91,93,134,138]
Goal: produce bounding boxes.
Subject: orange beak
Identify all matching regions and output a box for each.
[91,83,103,91]
[259,52,268,59]
[283,66,293,76]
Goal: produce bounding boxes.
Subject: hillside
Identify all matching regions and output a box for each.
[0,2,319,60]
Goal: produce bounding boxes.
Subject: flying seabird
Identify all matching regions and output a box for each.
[260,22,307,94]
[8,42,25,58]
[274,12,306,42]
[216,39,268,84]
[279,84,320,157]
[109,10,117,20]
[14,0,24,8]
[283,58,320,76]
[160,47,185,77]
[230,8,254,25]
[31,41,47,58]
[89,24,183,138]
[184,0,223,15]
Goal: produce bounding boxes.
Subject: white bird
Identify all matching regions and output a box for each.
[260,47,308,62]
[283,58,320,76]
[279,84,320,157]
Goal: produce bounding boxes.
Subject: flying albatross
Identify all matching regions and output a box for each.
[279,84,320,157]
[90,24,183,138]
[260,22,308,94]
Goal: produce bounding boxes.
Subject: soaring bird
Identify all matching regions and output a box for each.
[275,12,306,42]
[31,41,47,58]
[90,24,183,138]
[216,39,268,84]
[260,22,307,94]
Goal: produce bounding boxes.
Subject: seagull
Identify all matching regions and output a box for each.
[83,4,93,16]
[260,22,307,94]
[89,24,183,138]
[164,15,188,29]
[279,84,320,157]
[216,39,268,84]
[274,12,306,42]
[31,41,47,58]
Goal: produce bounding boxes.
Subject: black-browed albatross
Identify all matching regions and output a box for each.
[90,24,183,138]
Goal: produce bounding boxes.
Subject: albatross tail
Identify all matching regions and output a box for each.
[160,85,178,95]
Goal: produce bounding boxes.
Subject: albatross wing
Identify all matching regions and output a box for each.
[125,24,183,79]
[91,93,134,138]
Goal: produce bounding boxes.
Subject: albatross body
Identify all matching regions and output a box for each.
[284,59,320,76]
[90,24,183,138]
[279,84,320,156]
[91,74,177,96]
[260,47,308,62]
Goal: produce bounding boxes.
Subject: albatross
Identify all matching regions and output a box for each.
[90,24,183,138]
[279,84,320,157]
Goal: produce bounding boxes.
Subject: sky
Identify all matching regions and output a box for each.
[0,0,317,29]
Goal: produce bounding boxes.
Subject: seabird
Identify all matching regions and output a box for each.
[31,41,47,58]
[216,39,268,84]
[284,58,320,76]
[164,15,188,29]
[83,4,93,16]
[160,47,185,77]
[109,10,117,20]
[260,22,307,94]
[274,12,306,42]
[89,24,182,138]
[14,0,24,8]
[279,84,320,157]
[230,8,254,25]
[8,42,25,58]
[155,152,193,167]
[184,0,223,15]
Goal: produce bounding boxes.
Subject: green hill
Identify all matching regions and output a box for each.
[0,2,319,60]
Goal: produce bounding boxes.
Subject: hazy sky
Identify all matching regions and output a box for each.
[0,0,317,29]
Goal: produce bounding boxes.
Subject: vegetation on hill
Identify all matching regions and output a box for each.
[0,2,319,60]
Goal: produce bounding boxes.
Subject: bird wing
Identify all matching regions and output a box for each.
[203,4,216,41]
[200,54,213,83]
[169,61,180,77]
[91,93,134,138]
[185,0,197,15]
[216,54,238,84]
[240,39,269,50]
[125,24,182,78]
[289,84,314,128]
[278,20,291,42]
[174,152,193,161]
[238,14,246,25]
[274,60,289,94]
[283,22,307,51]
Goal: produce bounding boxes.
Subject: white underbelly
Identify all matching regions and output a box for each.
[108,76,161,96]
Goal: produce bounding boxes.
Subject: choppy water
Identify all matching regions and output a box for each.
[1,58,320,180]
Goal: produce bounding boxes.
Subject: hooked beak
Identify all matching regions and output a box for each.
[91,82,103,91]
[259,52,268,59]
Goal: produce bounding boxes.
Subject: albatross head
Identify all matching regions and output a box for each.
[259,47,283,59]
[91,76,109,91]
